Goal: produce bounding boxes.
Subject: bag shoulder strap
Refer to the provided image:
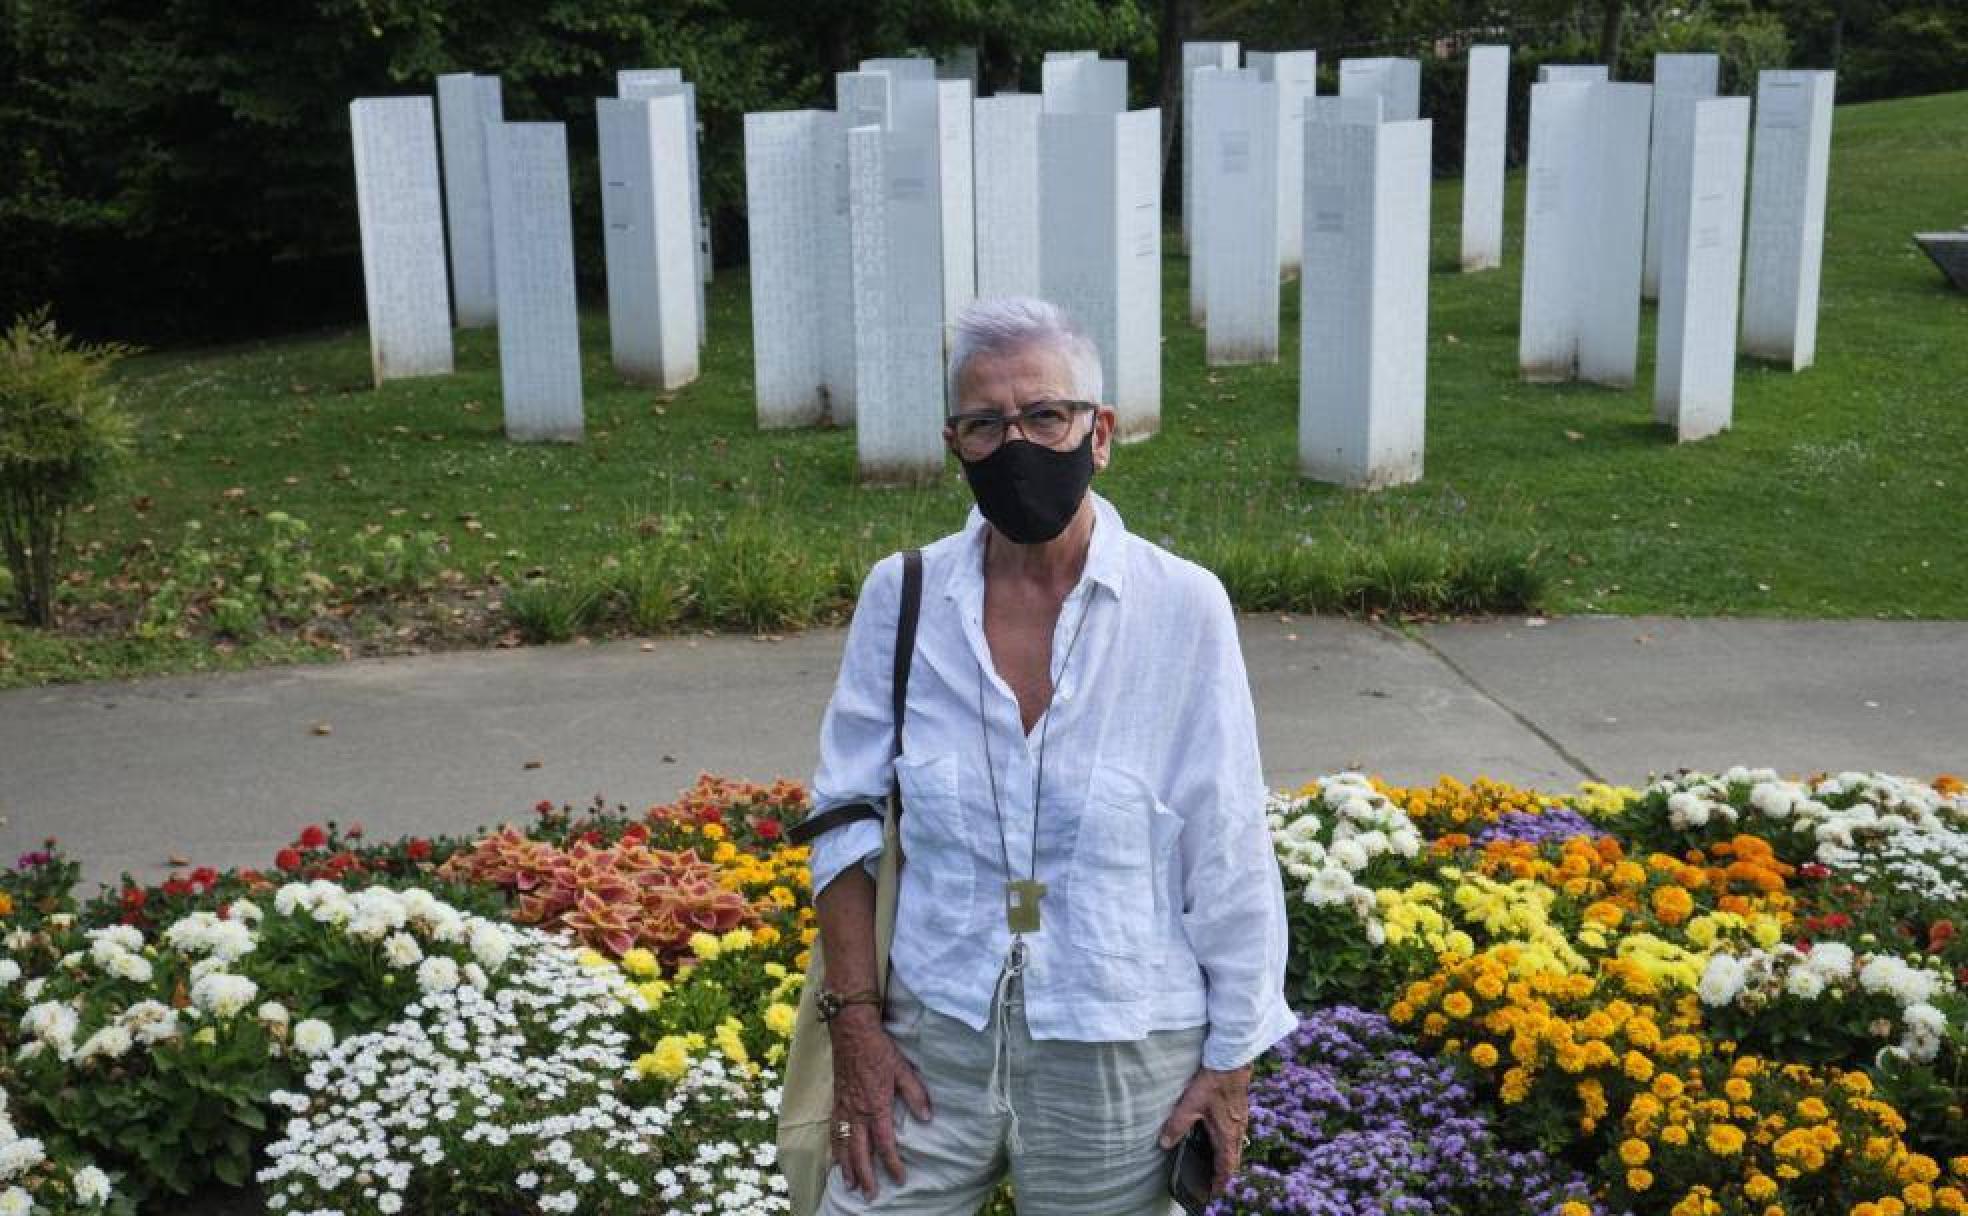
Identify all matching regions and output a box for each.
[785,549,922,846]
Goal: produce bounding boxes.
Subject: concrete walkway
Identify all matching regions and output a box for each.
[3,615,1963,888]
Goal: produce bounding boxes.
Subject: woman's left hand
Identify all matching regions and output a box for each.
[1156,1064,1252,1196]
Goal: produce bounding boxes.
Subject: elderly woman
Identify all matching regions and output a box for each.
[800,297,1296,1215]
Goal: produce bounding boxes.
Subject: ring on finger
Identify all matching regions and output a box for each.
[834,1120,855,1141]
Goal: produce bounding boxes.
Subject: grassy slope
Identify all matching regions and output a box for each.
[3,90,1965,688]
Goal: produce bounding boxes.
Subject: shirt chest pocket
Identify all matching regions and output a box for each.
[1065,767,1183,965]
[894,751,975,933]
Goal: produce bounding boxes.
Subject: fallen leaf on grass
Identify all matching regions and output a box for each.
[312,721,333,735]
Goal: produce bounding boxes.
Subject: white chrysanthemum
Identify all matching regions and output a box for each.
[1328,839,1370,873]
[72,1165,111,1205]
[416,957,460,994]
[258,1001,290,1026]
[106,950,154,984]
[1698,954,1749,1007]
[383,933,423,968]
[75,1024,135,1063]
[120,1000,182,1045]
[470,923,512,971]
[191,972,259,1019]
[0,1137,44,1182]
[1784,967,1827,1000]
[1803,941,1855,978]
[0,1186,27,1216]
[293,1019,335,1057]
[0,960,20,987]
[21,1001,79,1052]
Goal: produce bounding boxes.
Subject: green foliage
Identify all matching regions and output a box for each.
[0,308,136,625]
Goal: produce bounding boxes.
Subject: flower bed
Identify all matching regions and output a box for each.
[0,769,1962,1215]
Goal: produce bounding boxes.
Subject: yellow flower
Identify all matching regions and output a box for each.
[1469,1043,1500,1069]
[1726,1078,1754,1103]
[635,979,670,1006]
[1501,1068,1533,1104]
[721,927,755,953]
[1745,1174,1779,1202]
[1442,992,1475,1019]
[765,1002,799,1039]
[700,822,727,840]
[754,925,782,947]
[1663,1125,1691,1147]
[1625,1051,1656,1083]
[1621,1139,1653,1166]
[635,1035,691,1081]
[576,948,613,971]
[1706,1125,1746,1156]
[1628,1169,1655,1192]
[1653,1073,1686,1101]
[1559,1202,1592,1216]
[716,1017,750,1066]
[1797,1097,1830,1122]
[689,931,722,960]
[620,948,660,978]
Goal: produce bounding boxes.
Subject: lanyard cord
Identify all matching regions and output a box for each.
[975,583,1096,941]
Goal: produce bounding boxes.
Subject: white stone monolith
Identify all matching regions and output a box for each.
[1247,51,1318,274]
[1299,109,1432,488]
[974,95,1044,299]
[1655,97,1750,441]
[743,110,837,427]
[1042,57,1127,114]
[848,123,947,482]
[1643,53,1721,300]
[1460,45,1509,271]
[350,97,454,385]
[1740,69,1835,370]
[860,57,936,81]
[937,79,977,325]
[488,122,581,441]
[1182,41,1241,253]
[1195,69,1279,364]
[1518,81,1653,385]
[619,73,708,343]
[1040,109,1161,440]
[434,74,502,328]
[1338,58,1421,121]
[597,95,699,389]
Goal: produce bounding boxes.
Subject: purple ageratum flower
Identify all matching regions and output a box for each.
[1473,808,1607,848]
[1206,1007,1608,1216]
[15,850,51,870]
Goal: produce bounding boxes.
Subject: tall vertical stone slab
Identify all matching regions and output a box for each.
[1539,64,1609,83]
[743,110,829,427]
[1643,53,1721,300]
[487,122,582,441]
[1040,109,1161,440]
[1338,58,1421,122]
[974,95,1044,300]
[1042,58,1128,114]
[1046,50,1099,61]
[1460,45,1509,271]
[814,111,857,424]
[1247,51,1319,274]
[1299,112,1432,488]
[1187,64,1227,326]
[1518,81,1652,385]
[1181,41,1240,253]
[1196,70,1279,364]
[848,124,947,483]
[619,74,708,343]
[1655,97,1750,442]
[1741,70,1835,370]
[435,74,502,328]
[597,95,699,389]
[350,97,454,385]
[937,79,977,324]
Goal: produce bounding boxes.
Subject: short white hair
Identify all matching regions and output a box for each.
[947,296,1104,406]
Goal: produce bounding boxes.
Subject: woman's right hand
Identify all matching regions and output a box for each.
[829,1006,934,1200]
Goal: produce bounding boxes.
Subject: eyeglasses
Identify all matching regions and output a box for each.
[945,400,1097,459]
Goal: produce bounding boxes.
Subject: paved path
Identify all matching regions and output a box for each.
[3,615,1963,888]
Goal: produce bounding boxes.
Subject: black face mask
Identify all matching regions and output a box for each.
[958,430,1095,545]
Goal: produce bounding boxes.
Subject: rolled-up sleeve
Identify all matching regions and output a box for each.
[1169,578,1299,1070]
[803,553,902,899]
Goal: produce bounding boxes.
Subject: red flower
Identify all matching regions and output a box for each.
[755,818,783,841]
[345,822,365,840]
[121,886,148,911]
[1929,919,1956,951]
[700,808,724,826]
[162,877,192,898]
[535,800,555,815]
[405,838,433,861]
[275,847,304,872]
[297,824,329,849]
[620,824,650,846]
[1798,862,1830,880]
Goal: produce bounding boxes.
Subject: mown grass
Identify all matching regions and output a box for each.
[2,89,1964,689]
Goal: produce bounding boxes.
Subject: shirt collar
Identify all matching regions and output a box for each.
[945,488,1129,603]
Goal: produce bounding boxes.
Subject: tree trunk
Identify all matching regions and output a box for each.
[1598,0,1626,78]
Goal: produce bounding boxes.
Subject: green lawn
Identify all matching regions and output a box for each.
[3,89,1965,689]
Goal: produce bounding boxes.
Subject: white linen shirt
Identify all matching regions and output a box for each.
[803,490,1298,1071]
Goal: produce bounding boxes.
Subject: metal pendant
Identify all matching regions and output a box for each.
[1006,879,1047,934]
